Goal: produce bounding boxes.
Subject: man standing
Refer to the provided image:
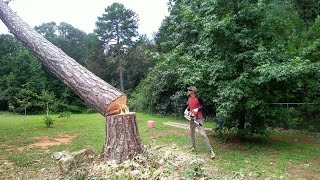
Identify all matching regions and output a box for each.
[186,86,215,159]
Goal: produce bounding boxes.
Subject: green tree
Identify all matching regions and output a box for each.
[15,84,36,115]
[134,0,320,136]
[38,90,56,117]
[0,34,21,110]
[85,33,108,80]
[57,22,88,66]
[0,35,46,114]
[35,22,87,65]
[124,35,156,93]
[34,22,57,41]
[95,2,139,92]
[293,0,320,24]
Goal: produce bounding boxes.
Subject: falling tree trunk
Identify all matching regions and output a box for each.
[0,0,142,163]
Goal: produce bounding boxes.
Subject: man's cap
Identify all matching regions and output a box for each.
[187,86,197,92]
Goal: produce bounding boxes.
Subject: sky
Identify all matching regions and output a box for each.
[0,0,169,38]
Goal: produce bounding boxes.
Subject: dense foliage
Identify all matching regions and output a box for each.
[130,0,320,135]
[0,34,46,114]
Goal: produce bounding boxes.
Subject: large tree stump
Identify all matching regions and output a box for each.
[102,113,143,163]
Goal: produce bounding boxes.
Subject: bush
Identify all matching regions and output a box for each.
[58,111,71,119]
[214,125,238,143]
[128,79,153,113]
[81,108,96,114]
[53,102,83,114]
[44,116,55,128]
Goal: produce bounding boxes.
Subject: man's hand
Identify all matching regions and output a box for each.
[192,108,199,114]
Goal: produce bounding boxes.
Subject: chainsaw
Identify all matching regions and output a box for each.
[184,108,203,126]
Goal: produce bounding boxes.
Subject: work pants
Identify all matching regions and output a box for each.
[190,118,212,150]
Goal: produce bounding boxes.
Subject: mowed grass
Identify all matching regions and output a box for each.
[0,111,319,179]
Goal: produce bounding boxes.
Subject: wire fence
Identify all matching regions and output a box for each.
[205,103,320,133]
[268,103,320,132]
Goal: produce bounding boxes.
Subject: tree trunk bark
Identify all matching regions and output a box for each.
[46,102,49,117]
[102,113,142,163]
[0,1,125,116]
[119,55,124,92]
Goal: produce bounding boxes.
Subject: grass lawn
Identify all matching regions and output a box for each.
[0,111,319,179]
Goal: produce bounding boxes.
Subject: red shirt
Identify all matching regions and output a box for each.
[188,96,203,119]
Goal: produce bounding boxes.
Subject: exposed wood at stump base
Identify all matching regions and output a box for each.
[102,112,143,163]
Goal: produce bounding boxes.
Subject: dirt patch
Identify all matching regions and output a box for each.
[289,161,320,179]
[216,135,244,148]
[271,131,320,147]
[17,134,77,151]
[298,136,320,146]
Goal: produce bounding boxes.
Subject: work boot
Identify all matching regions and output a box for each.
[210,149,216,159]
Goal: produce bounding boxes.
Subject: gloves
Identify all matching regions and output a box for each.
[192,108,199,114]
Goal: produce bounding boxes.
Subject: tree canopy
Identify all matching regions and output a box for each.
[95,3,139,92]
[130,0,320,135]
